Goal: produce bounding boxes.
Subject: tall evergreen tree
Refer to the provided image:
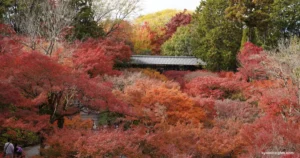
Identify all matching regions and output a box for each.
[225,0,300,49]
[69,0,104,40]
[191,0,242,71]
[225,0,274,47]
[271,0,300,39]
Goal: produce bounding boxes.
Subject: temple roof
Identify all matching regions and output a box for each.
[130,55,206,66]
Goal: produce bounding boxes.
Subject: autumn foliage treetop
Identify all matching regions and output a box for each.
[73,38,131,77]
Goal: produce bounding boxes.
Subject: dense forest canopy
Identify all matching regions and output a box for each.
[1,0,300,157]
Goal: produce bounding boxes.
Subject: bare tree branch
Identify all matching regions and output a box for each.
[265,37,300,109]
[12,0,76,55]
[92,0,141,37]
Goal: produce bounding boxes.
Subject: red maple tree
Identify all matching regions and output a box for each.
[73,38,131,77]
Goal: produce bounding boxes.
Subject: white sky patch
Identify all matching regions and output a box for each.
[139,0,201,14]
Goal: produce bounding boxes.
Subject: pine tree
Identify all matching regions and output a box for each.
[191,0,242,71]
[68,0,104,40]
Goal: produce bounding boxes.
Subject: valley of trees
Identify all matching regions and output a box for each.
[0,0,300,157]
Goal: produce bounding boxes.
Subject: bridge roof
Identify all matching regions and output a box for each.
[130,55,206,66]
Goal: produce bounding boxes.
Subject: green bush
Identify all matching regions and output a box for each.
[0,128,39,148]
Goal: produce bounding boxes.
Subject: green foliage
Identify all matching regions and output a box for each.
[68,0,104,40]
[241,27,249,48]
[225,0,300,49]
[0,0,13,22]
[225,0,272,28]
[191,0,242,71]
[0,128,39,148]
[161,25,192,56]
[225,0,273,44]
[269,0,300,42]
[41,145,64,157]
[98,115,140,130]
[98,111,123,126]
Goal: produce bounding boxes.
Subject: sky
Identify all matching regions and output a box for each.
[140,0,201,14]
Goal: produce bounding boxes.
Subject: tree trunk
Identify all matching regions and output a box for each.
[57,117,65,129]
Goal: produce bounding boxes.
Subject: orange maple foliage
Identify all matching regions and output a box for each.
[115,78,206,125]
[141,68,168,81]
[64,115,93,130]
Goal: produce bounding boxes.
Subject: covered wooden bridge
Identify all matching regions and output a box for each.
[122,55,206,71]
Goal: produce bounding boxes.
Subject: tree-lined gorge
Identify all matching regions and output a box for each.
[0,0,300,157]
